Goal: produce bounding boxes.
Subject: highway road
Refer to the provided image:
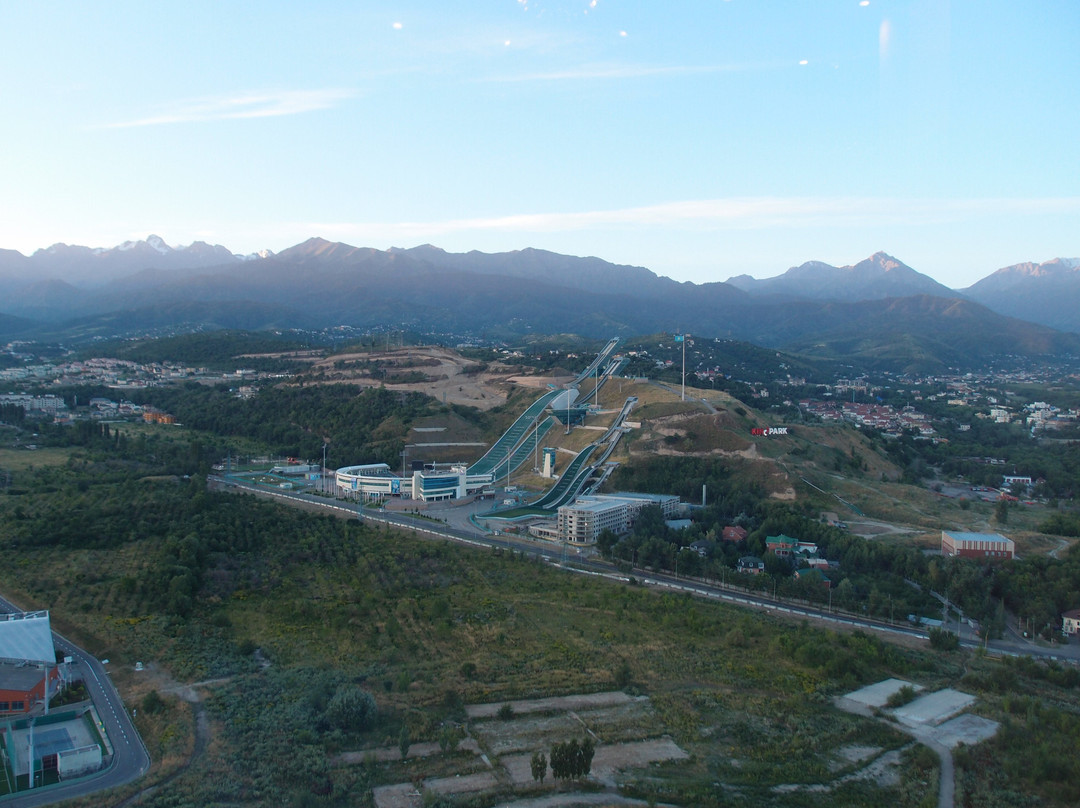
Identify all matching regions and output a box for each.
[0,594,150,808]
[213,476,1080,666]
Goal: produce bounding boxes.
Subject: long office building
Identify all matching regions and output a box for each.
[557,493,680,544]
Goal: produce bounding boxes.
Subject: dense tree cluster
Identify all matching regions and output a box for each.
[548,738,595,781]
[77,330,314,372]
[126,382,452,466]
[603,454,1080,638]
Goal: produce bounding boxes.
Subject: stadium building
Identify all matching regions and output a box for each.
[0,611,62,716]
[335,463,494,502]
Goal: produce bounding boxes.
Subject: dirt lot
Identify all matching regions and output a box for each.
[304,346,526,411]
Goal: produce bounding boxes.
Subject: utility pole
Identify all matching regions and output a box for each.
[675,333,686,401]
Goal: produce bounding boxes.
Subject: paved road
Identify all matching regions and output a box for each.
[213,477,1080,667]
[0,595,150,808]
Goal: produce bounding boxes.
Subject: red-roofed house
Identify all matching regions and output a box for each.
[722,525,748,543]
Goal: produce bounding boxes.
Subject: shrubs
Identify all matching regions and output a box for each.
[141,689,167,715]
[325,685,377,732]
[886,684,917,708]
[928,627,960,651]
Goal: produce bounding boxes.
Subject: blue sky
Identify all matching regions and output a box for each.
[1,1,1076,287]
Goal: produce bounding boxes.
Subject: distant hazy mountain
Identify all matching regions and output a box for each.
[0,235,270,287]
[962,257,1080,333]
[0,237,1077,371]
[727,252,958,302]
[777,295,1080,374]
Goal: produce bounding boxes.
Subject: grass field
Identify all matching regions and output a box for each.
[0,446,72,471]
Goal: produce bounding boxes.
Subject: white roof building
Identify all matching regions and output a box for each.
[0,611,55,664]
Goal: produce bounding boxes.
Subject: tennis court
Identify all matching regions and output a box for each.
[5,712,101,778]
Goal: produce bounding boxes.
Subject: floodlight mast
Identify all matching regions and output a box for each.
[682,334,687,401]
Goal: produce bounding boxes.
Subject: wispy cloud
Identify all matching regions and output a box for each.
[101,88,356,128]
[490,61,766,82]
[306,197,1080,241]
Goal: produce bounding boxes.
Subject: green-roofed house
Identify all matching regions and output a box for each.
[794,567,831,588]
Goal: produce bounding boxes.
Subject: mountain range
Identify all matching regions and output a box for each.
[0,236,1077,373]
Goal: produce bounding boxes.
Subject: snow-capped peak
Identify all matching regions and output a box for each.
[146,234,172,255]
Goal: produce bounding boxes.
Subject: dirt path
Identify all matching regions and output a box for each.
[113,703,209,807]
[112,679,219,807]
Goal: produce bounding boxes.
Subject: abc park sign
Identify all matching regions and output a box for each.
[750,427,789,437]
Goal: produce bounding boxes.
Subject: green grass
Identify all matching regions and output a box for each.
[0,446,73,471]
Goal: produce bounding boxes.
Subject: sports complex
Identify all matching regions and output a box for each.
[0,611,106,791]
[334,338,629,511]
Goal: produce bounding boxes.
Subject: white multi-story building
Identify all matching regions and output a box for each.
[556,493,680,544]
[557,499,631,544]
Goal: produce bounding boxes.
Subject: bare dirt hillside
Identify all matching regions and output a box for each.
[302,347,542,411]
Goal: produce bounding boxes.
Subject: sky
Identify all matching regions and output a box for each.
[0,1,1077,288]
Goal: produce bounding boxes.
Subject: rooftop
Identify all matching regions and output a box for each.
[944,531,1013,545]
[0,660,49,692]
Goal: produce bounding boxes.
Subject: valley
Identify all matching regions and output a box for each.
[1,330,1079,807]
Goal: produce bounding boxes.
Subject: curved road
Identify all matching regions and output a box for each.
[0,595,150,807]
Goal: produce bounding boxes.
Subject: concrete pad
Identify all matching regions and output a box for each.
[892,689,975,727]
[843,678,922,709]
[425,770,500,796]
[372,782,421,808]
[466,691,634,719]
[933,713,999,748]
[591,738,689,777]
[501,738,688,788]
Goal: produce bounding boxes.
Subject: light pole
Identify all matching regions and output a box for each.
[322,442,328,494]
[401,444,416,497]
